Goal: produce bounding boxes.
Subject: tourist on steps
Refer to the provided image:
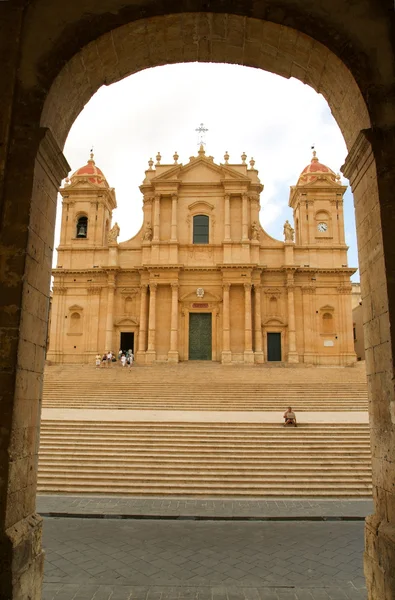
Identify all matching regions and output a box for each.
[106,350,112,366]
[283,407,297,427]
[95,354,101,368]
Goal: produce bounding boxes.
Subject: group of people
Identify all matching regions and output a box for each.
[95,349,135,368]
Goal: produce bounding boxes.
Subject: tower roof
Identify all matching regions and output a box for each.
[70,152,109,188]
[297,150,337,185]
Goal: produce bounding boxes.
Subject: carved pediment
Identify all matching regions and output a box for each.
[320,304,335,312]
[115,317,139,326]
[68,304,83,312]
[262,317,286,327]
[151,154,251,185]
[264,287,282,297]
[188,200,214,213]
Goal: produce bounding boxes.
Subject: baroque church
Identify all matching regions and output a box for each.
[48,146,356,365]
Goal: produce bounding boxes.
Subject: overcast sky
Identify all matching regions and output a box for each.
[58,62,359,280]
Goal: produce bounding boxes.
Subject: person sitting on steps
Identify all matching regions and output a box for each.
[283,406,297,427]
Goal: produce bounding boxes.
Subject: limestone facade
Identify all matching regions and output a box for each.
[48,148,356,366]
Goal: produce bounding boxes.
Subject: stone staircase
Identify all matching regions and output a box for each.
[38,420,372,497]
[38,363,371,497]
[42,363,368,411]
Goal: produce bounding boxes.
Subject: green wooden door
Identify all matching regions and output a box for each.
[189,313,212,360]
[267,332,282,361]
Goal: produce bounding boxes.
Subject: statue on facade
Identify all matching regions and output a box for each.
[251,221,260,241]
[143,222,153,241]
[107,222,120,243]
[283,220,294,242]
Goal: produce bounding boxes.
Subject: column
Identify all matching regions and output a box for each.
[221,283,232,363]
[105,273,116,351]
[170,193,178,242]
[137,284,148,357]
[224,194,231,241]
[168,282,179,362]
[242,193,249,241]
[153,193,160,241]
[146,282,157,362]
[302,285,316,364]
[286,272,299,363]
[254,284,264,363]
[244,283,254,363]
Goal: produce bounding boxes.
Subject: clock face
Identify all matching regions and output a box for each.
[317,222,328,232]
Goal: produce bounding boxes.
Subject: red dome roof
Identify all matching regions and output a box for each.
[298,151,338,185]
[70,153,109,187]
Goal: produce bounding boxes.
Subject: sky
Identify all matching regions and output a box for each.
[58,62,359,280]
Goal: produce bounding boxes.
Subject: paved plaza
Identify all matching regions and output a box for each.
[41,507,367,600]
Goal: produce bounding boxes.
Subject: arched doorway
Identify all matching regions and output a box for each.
[1,8,394,599]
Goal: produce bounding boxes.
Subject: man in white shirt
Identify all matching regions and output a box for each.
[283,407,297,427]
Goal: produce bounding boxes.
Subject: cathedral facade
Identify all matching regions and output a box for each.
[48,147,356,365]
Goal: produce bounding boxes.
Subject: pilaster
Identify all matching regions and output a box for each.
[146,282,157,363]
[168,282,179,363]
[221,283,232,364]
[253,284,264,363]
[286,270,299,363]
[243,283,254,363]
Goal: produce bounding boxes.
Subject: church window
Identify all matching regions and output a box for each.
[76,215,88,238]
[193,215,209,244]
[322,312,333,334]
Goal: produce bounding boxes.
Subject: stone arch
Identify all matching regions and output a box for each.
[1,9,395,600]
[40,14,371,151]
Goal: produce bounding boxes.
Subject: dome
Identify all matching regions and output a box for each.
[70,152,109,187]
[297,151,338,185]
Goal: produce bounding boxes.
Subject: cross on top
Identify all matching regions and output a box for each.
[195,123,208,146]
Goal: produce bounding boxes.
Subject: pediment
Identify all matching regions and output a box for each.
[114,317,139,326]
[151,155,250,185]
[262,317,286,326]
[320,304,335,312]
[68,304,83,312]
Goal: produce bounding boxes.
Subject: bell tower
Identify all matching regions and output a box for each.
[58,152,117,251]
[289,151,347,247]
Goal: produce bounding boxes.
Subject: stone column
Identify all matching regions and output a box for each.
[302,285,316,364]
[168,282,179,363]
[286,272,299,363]
[105,273,116,351]
[342,127,395,600]
[224,194,231,241]
[146,283,157,362]
[170,193,178,242]
[137,284,148,357]
[153,193,160,241]
[0,127,69,599]
[244,283,254,363]
[254,284,264,363]
[221,283,232,363]
[242,193,249,241]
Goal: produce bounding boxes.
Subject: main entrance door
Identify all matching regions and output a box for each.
[189,313,212,360]
[120,332,134,353]
[267,332,282,361]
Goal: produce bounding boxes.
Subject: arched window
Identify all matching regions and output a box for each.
[193,214,209,244]
[76,215,88,238]
[322,312,333,334]
[70,312,82,333]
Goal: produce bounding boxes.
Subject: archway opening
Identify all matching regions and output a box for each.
[3,11,392,600]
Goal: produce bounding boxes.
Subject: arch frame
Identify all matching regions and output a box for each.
[0,10,395,600]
